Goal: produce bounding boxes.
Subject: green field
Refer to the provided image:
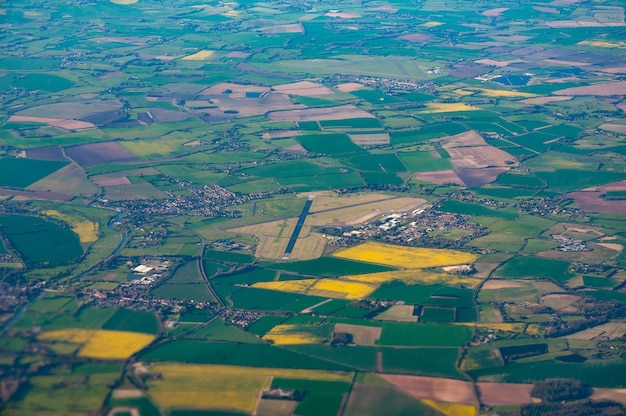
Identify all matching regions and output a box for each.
[0,158,68,188]
[101,309,160,335]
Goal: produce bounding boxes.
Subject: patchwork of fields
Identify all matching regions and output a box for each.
[3,0,626,415]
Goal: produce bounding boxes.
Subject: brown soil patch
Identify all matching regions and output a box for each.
[520,96,573,105]
[200,82,270,98]
[28,163,99,197]
[8,115,94,131]
[448,147,518,169]
[280,144,308,155]
[211,94,303,117]
[336,83,364,92]
[412,170,464,186]
[26,146,67,161]
[592,388,626,405]
[272,81,332,96]
[262,130,300,139]
[553,80,626,96]
[599,123,626,134]
[437,130,486,148]
[149,108,194,123]
[334,323,382,345]
[588,179,626,192]
[482,280,523,289]
[226,51,250,58]
[533,6,559,13]
[379,374,476,405]
[112,389,144,399]
[325,11,361,18]
[94,176,131,186]
[477,382,534,406]
[65,142,138,168]
[262,23,304,35]
[540,294,581,311]
[567,191,626,213]
[268,105,375,122]
[398,33,429,43]
[596,242,623,252]
[455,167,509,188]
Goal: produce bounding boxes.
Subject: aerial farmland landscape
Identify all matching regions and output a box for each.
[1,0,626,415]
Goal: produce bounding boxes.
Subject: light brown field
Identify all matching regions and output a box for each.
[475,59,525,67]
[482,7,508,16]
[262,23,304,35]
[226,51,250,58]
[256,399,298,416]
[593,388,626,405]
[348,133,390,146]
[104,182,168,201]
[540,294,581,312]
[419,103,479,113]
[554,80,626,96]
[268,105,375,122]
[181,50,214,60]
[210,94,303,117]
[280,144,308,154]
[112,389,144,398]
[447,146,518,169]
[476,382,534,406]
[200,82,270,97]
[482,280,523,289]
[397,33,429,43]
[545,21,626,28]
[599,123,626,134]
[325,11,361,18]
[379,374,477,405]
[373,305,418,322]
[8,115,94,131]
[271,81,332,96]
[533,6,559,13]
[28,163,100,197]
[262,130,300,139]
[536,243,617,263]
[438,130,486,148]
[472,263,501,279]
[520,96,573,105]
[596,242,623,252]
[336,82,364,92]
[412,170,464,186]
[334,323,382,345]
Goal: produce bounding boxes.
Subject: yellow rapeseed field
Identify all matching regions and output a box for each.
[43,210,99,243]
[475,88,537,98]
[182,50,215,60]
[253,279,316,293]
[38,329,154,359]
[262,333,322,345]
[345,269,483,288]
[147,364,353,412]
[420,103,479,113]
[308,279,375,300]
[578,40,626,49]
[474,323,526,333]
[333,242,479,269]
[422,400,477,416]
[525,324,545,335]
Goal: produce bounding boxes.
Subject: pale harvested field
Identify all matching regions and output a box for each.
[537,242,617,263]
[373,305,418,322]
[110,0,138,4]
[262,130,300,139]
[380,374,477,405]
[545,21,626,28]
[334,323,382,345]
[592,388,626,405]
[349,133,390,146]
[533,6,559,13]
[271,81,332,96]
[437,131,486,148]
[200,82,270,96]
[256,399,298,416]
[482,280,523,289]
[28,163,99,197]
[447,146,518,169]
[268,105,376,122]
[596,242,623,252]
[181,50,214,60]
[477,382,534,406]
[599,123,626,134]
[540,294,581,312]
[472,263,501,279]
[481,7,508,16]
[475,58,525,67]
[585,179,626,192]
[280,144,308,154]
[262,23,304,35]
[563,327,605,340]
[227,51,250,58]
[232,218,297,258]
[15,100,121,119]
[112,389,144,398]
[520,96,573,105]
[336,82,364,92]
[554,80,626,96]
[286,231,326,260]
[307,196,425,226]
[325,11,361,18]
[8,115,94,131]
[211,95,303,117]
[420,103,479,113]
[584,321,626,339]
[455,167,508,188]
[413,170,464,186]
[397,33,429,42]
